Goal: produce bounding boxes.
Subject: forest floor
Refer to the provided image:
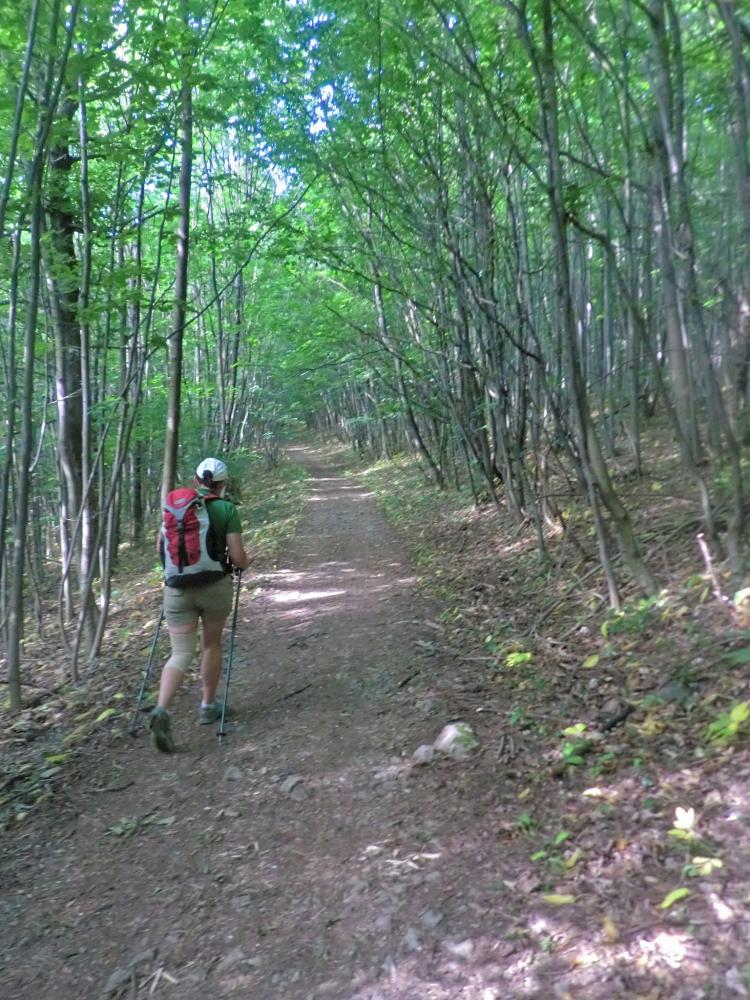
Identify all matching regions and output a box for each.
[2,441,750,999]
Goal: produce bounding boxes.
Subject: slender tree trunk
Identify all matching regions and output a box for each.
[526,0,656,600]
[161,0,193,499]
[7,175,43,711]
[0,0,42,237]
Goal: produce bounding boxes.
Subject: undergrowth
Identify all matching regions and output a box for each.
[353,446,750,993]
[355,448,750,777]
[236,452,308,566]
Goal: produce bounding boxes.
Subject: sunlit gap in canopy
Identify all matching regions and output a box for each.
[219,122,292,196]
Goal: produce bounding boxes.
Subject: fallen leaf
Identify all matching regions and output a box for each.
[602,914,619,942]
[659,887,691,910]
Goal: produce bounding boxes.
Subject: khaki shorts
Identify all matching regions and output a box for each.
[163,576,233,628]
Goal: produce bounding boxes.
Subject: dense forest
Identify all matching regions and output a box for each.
[1,0,749,708]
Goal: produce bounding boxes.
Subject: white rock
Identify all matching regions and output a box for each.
[420,909,444,929]
[216,946,247,975]
[402,927,422,952]
[412,744,435,765]
[433,722,479,759]
[279,774,308,800]
[103,968,131,994]
[223,765,244,782]
[103,948,156,994]
[443,938,474,960]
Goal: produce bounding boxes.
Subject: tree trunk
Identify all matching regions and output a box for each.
[7,172,43,711]
[161,0,193,500]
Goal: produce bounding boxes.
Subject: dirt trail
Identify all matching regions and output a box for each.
[2,447,519,1000]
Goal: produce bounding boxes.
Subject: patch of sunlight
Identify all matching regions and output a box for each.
[636,929,689,969]
[269,589,346,604]
[569,942,605,969]
[308,491,375,502]
[499,535,538,557]
[708,892,735,922]
[582,785,620,802]
[529,916,549,935]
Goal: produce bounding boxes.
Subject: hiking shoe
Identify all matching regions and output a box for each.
[198,700,224,725]
[150,707,175,753]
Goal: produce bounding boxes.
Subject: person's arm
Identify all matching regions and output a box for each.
[226,532,250,570]
[222,501,250,570]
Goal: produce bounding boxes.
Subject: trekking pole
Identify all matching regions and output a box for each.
[217,570,243,745]
[128,608,164,736]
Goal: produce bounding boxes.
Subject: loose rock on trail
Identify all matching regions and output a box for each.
[1,447,521,999]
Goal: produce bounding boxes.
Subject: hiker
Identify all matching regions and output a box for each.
[150,457,250,752]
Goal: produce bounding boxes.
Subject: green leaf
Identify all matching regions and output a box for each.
[659,887,691,909]
[505,651,532,668]
[562,723,587,736]
[582,654,599,669]
[96,708,116,723]
[542,894,576,905]
[722,648,750,666]
[730,702,750,724]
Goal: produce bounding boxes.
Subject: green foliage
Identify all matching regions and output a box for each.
[562,741,587,766]
[505,650,533,668]
[2,0,749,716]
[106,811,176,838]
[241,453,308,564]
[722,648,750,667]
[602,595,662,638]
[516,812,535,832]
[530,829,580,875]
[558,722,590,767]
[659,887,691,910]
[705,702,750,745]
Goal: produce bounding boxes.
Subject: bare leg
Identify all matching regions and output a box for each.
[200,616,227,704]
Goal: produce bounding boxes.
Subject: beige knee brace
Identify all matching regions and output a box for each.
[165,631,198,673]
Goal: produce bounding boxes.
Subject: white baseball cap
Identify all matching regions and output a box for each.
[196,457,228,482]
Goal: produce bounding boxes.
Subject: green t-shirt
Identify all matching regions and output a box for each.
[199,487,242,553]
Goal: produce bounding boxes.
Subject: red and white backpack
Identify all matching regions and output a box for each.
[161,488,227,588]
